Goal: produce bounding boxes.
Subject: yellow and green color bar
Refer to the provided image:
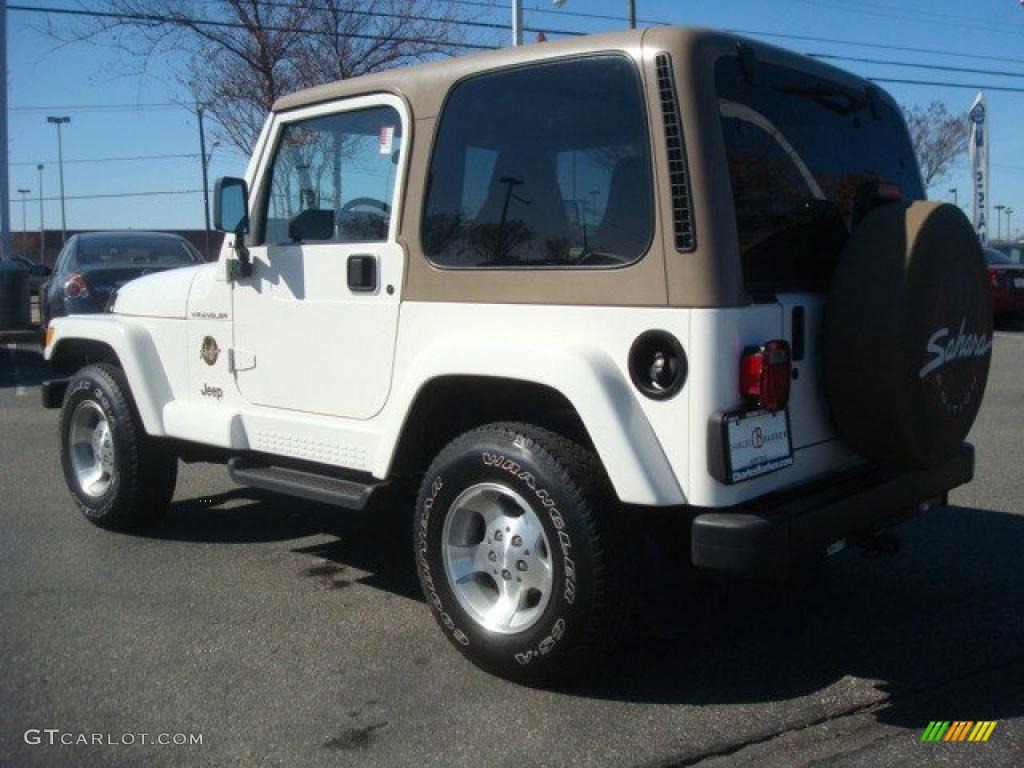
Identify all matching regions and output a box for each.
[921,721,997,742]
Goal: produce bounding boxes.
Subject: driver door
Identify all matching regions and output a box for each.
[232,95,408,420]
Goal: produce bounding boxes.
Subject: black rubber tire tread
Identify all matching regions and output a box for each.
[415,421,637,685]
[59,363,177,531]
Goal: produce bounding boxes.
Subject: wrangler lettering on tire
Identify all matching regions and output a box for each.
[414,423,633,683]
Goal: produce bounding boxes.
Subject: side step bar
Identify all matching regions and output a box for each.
[227,457,384,511]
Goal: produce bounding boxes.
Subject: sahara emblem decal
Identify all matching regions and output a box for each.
[918,318,992,380]
[200,336,220,366]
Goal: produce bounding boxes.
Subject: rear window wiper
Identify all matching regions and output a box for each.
[771,81,871,117]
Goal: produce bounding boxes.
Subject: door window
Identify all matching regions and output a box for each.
[261,106,403,246]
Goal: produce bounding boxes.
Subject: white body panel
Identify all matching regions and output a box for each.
[45,313,189,435]
[777,292,837,449]
[114,265,203,319]
[232,241,404,419]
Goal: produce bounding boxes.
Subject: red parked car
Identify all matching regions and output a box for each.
[985,247,1024,319]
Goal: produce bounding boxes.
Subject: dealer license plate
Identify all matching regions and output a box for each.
[1014,277,1024,289]
[724,409,794,483]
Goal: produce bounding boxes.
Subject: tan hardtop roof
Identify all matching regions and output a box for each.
[273,27,649,115]
[272,26,884,118]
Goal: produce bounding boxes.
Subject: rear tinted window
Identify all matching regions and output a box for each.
[716,56,924,292]
[985,248,1013,265]
[71,238,201,269]
[996,244,1022,264]
[422,55,654,269]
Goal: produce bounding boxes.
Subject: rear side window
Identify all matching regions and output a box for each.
[422,55,654,269]
[716,56,924,292]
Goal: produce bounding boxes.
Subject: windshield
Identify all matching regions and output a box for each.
[71,237,202,270]
[716,56,924,293]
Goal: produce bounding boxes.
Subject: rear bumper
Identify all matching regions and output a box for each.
[691,443,974,575]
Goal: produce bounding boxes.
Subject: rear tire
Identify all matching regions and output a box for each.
[59,363,177,531]
[414,422,635,684]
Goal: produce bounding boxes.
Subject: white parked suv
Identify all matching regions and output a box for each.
[42,28,993,683]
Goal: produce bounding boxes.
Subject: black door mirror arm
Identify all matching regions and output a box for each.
[234,229,252,278]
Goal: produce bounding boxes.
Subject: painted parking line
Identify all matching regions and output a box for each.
[7,342,26,396]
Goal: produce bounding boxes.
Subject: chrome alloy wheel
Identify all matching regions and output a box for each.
[442,482,554,635]
[68,400,116,498]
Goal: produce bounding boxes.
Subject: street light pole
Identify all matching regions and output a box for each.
[994,204,1005,242]
[1006,208,1014,242]
[46,116,71,244]
[36,164,44,263]
[949,187,958,207]
[196,102,212,260]
[0,0,11,261]
[17,188,29,233]
[512,0,522,46]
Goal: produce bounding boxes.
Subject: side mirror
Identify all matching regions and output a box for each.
[288,209,335,243]
[214,177,252,278]
[213,177,249,234]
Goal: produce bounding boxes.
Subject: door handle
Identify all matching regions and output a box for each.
[347,254,378,293]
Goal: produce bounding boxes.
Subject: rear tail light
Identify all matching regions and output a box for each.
[64,272,90,299]
[740,340,792,412]
[988,268,1002,288]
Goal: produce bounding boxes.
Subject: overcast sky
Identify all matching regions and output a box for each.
[6,0,1024,238]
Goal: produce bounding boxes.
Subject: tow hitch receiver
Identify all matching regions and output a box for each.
[852,531,900,558]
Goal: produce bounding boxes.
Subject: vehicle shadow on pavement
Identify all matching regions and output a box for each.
[147,487,331,544]
[566,504,1024,719]
[148,491,1024,723]
[149,487,422,600]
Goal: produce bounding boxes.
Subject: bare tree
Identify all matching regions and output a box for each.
[903,101,969,189]
[44,0,490,153]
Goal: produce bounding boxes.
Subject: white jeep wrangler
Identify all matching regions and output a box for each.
[42,28,992,683]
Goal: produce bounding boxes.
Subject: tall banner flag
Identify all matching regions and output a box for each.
[969,92,988,245]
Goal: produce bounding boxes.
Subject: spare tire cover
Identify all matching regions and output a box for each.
[824,201,992,470]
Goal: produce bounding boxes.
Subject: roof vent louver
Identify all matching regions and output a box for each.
[655,53,696,252]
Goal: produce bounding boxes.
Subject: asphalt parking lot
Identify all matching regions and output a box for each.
[2,327,1023,768]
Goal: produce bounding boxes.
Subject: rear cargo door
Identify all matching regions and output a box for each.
[714,54,925,454]
[777,293,837,449]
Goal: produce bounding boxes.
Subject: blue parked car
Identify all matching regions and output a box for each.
[41,231,203,329]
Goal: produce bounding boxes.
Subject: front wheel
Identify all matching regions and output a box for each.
[59,363,177,531]
[414,422,635,683]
